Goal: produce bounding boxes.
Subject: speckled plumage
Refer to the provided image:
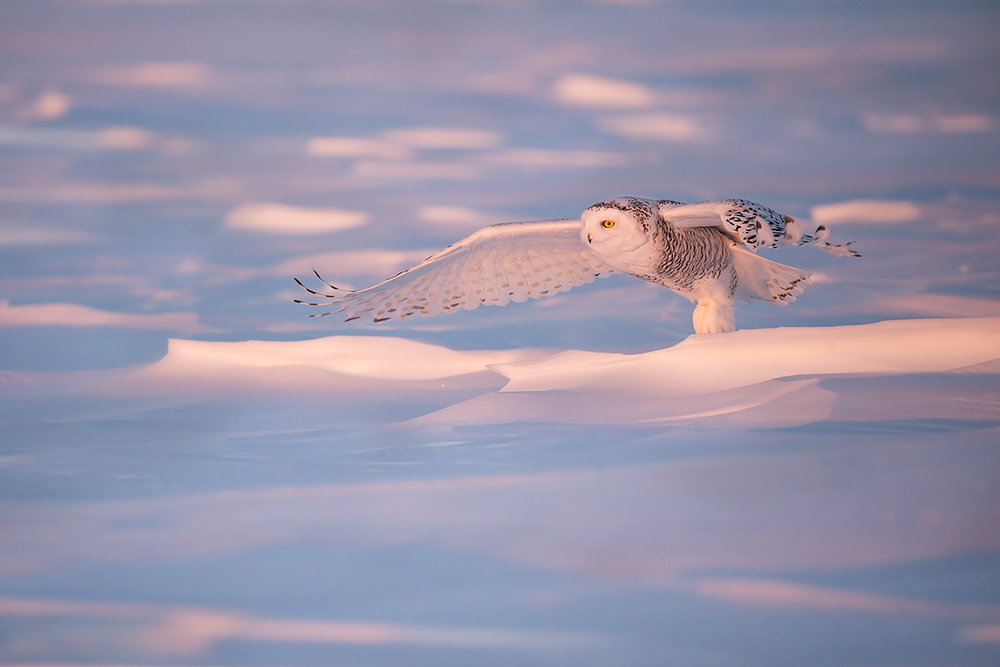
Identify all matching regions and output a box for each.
[296,196,859,334]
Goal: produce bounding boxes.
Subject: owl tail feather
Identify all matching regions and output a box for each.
[730,245,812,306]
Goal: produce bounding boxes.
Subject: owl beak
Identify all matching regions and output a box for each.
[586,233,593,244]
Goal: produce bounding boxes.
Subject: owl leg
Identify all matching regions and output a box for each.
[692,298,735,334]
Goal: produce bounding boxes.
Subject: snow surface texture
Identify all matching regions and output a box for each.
[2,317,999,666]
[137,317,1000,427]
[2,1,1000,665]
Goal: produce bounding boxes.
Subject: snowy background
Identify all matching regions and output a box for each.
[1,1,999,665]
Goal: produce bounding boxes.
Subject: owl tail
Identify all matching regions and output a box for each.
[730,244,812,306]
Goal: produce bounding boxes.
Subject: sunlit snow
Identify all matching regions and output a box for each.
[1,1,998,666]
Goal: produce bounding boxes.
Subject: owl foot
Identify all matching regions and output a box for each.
[692,298,736,334]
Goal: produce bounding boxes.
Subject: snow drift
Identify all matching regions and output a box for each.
[127,317,1000,429]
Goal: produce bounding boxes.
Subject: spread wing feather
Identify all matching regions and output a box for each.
[296,219,616,322]
[658,199,860,257]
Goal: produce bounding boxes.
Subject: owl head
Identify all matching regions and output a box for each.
[580,197,656,253]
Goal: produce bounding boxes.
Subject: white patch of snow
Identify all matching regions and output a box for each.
[493,318,1000,394]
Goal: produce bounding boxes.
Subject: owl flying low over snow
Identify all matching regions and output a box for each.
[295,197,859,334]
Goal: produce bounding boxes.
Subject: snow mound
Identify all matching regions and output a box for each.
[126,318,999,428]
[492,317,1000,394]
[142,318,1000,394]
[146,335,539,382]
[409,317,1000,428]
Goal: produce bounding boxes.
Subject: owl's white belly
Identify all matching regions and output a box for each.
[595,227,736,303]
[597,242,663,278]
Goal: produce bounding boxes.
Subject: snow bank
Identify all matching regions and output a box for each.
[147,318,1000,390]
[416,317,1000,427]
[126,317,1000,429]
[493,317,1000,394]
[146,336,541,382]
[137,318,1000,401]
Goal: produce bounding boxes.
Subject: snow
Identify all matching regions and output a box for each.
[103,318,999,432]
[3,322,999,667]
[148,336,540,382]
[2,1,999,665]
[2,319,999,659]
[133,318,1000,395]
[495,318,1000,394]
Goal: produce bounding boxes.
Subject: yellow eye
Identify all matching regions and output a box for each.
[602,220,615,228]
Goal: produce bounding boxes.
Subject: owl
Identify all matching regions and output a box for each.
[295,197,859,334]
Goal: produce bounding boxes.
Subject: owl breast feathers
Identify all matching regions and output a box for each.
[295,196,859,334]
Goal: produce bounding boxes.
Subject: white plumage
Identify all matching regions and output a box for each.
[296,197,859,334]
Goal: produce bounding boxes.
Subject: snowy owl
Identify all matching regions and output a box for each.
[295,197,859,334]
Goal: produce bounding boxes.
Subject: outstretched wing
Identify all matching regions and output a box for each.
[658,199,859,257]
[296,219,616,323]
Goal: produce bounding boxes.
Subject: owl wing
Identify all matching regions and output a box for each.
[295,219,616,323]
[657,199,859,256]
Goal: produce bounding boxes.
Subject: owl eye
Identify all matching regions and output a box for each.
[602,220,615,228]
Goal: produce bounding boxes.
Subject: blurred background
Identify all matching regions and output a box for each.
[2,0,998,363]
[1,1,999,665]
